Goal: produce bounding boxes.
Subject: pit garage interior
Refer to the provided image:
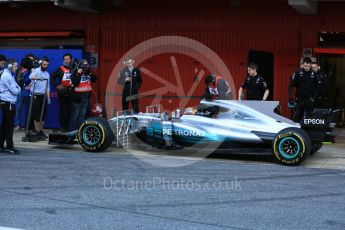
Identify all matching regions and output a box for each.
[0,0,345,126]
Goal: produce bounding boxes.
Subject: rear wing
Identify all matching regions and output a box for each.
[301,109,343,143]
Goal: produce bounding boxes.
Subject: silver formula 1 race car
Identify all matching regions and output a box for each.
[49,100,340,165]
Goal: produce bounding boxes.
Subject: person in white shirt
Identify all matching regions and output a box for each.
[0,59,21,154]
[29,57,51,139]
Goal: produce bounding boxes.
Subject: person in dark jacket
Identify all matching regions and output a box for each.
[311,62,328,109]
[204,74,231,100]
[15,54,34,131]
[118,58,142,113]
[238,63,269,101]
[50,53,73,131]
[288,57,318,122]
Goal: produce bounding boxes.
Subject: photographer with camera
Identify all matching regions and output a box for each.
[69,59,97,131]
[51,53,73,131]
[14,54,35,131]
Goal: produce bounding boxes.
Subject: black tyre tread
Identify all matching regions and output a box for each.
[92,117,113,151]
[78,117,113,152]
[272,127,311,166]
[311,143,323,155]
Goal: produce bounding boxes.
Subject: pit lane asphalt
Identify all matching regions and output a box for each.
[0,131,345,230]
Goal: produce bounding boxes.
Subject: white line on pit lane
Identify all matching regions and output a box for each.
[0,227,26,230]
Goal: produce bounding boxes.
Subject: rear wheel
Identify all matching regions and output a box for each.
[272,128,311,165]
[77,117,113,152]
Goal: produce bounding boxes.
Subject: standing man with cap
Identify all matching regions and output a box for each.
[0,59,21,154]
[118,58,142,113]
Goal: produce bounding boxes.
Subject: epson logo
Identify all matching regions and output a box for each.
[304,119,325,125]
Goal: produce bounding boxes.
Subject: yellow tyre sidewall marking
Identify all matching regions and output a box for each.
[273,131,306,164]
[78,122,106,151]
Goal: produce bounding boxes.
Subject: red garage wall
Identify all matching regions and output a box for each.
[1,0,345,116]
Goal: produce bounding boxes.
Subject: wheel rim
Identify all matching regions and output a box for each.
[278,137,301,159]
[82,125,101,145]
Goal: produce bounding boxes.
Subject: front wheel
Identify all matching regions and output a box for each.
[272,128,311,165]
[77,117,113,152]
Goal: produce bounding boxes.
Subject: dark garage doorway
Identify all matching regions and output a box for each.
[316,31,345,125]
[248,50,274,101]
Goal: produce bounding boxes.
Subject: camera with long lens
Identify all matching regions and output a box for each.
[33,59,40,68]
[78,62,90,75]
[21,57,32,69]
[21,57,41,69]
[21,57,34,69]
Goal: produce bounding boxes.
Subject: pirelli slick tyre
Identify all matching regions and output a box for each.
[272,128,311,166]
[77,117,113,152]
